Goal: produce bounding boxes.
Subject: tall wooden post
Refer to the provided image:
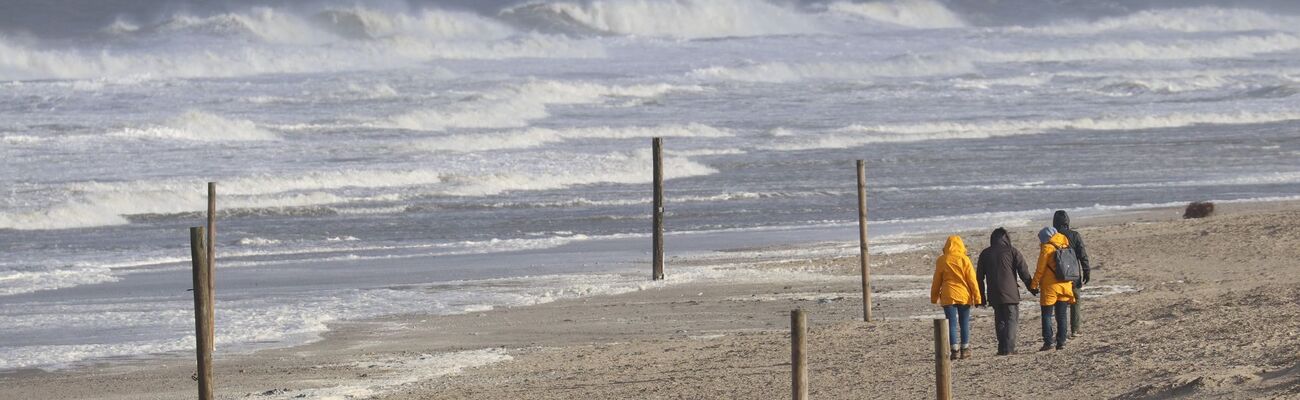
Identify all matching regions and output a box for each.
[933,319,951,400]
[190,227,213,400]
[791,309,808,400]
[856,160,872,322]
[651,138,664,281]
[205,182,216,352]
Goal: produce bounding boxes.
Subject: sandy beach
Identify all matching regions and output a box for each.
[2,200,1297,399]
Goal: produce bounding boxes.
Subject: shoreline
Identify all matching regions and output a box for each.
[3,198,1299,398]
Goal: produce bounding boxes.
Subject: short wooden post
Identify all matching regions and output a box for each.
[791,309,808,400]
[190,227,213,400]
[933,319,951,400]
[205,182,216,353]
[651,137,665,281]
[856,160,871,322]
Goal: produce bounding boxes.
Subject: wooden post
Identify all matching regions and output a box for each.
[791,309,808,400]
[933,319,951,400]
[856,160,871,322]
[205,182,216,353]
[651,137,664,281]
[190,227,213,400]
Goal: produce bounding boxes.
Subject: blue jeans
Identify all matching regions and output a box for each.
[1041,303,1069,347]
[943,305,971,346]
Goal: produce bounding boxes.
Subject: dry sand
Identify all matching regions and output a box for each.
[3,201,1299,399]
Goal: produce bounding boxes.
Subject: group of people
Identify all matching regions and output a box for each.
[929,210,1092,359]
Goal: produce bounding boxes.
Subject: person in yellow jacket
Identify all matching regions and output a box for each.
[1031,227,1077,351]
[931,235,982,360]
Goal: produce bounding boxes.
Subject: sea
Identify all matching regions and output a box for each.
[2,0,1299,371]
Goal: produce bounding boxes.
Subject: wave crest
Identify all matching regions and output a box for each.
[500,0,823,39]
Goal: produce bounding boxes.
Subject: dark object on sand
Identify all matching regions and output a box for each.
[1184,201,1215,219]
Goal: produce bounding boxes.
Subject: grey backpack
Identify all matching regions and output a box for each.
[1052,244,1083,282]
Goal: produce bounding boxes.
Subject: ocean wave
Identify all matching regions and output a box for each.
[384,80,703,131]
[983,33,1300,63]
[825,0,966,29]
[0,150,718,230]
[1011,7,1300,35]
[500,0,823,39]
[405,123,730,152]
[109,111,278,142]
[761,110,1300,150]
[691,54,975,83]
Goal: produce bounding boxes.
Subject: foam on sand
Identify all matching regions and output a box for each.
[259,349,512,399]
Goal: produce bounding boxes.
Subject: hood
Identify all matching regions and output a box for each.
[943,235,967,256]
[1038,226,1058,244]
[990,227,1010,247]
[1053,210,1071,231]
[1048,232,1069,248]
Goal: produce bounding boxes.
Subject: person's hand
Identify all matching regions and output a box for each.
[976,302,987,308]
[1028,288,1039,296]
[1082,270,1091,286]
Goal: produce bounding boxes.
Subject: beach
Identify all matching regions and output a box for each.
[3,200,1297,399]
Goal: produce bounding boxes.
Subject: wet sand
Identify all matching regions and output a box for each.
[3,201,1299,399]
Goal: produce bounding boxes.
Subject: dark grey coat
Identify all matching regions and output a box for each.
[976,228,1033,305]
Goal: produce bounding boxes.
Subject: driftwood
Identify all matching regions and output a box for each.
[1184,201,1215,219]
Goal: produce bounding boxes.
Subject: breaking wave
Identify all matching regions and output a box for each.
[110,111,278,142]
[0,150,717,230]
[762,110,1300,150]
[826,0,966,29]
[500,0,823,39]
[383,80,704,131]
[1012,7,1300,35]
[691,54,975,83]
[406,123,731,152]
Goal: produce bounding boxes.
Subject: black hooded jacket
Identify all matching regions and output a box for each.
[1053,210,1091,282]
[976,228,1033,305]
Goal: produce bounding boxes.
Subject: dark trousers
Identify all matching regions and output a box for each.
[1071,281,1082,335]
[992,304,1019,354]
[1041,303,1069,347]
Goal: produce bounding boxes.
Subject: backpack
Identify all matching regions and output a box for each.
[1052,244,1082,282]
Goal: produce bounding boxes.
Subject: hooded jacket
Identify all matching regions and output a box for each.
[1053,210,1091,283]
[1032,232,1077,306]
[976,228,1033,305]
[931,236,982,306]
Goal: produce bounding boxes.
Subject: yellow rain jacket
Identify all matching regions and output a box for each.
[1032,233,1077,306]
[931,236,982,306]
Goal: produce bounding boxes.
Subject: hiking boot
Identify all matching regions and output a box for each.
[950,350,959,360]
[960,348,972,359]
[996,351,1008,356]
[1039,344,1054,352]
[1056,344,1066,351]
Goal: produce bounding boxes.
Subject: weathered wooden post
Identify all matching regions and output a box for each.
[933,319,951,400]
[791,309,808,400]
[190,227,213,400]
[205,182,216,352]
[651,137,665,281]
[856,160,871,322]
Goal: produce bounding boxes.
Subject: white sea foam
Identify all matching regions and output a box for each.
[406,123,730,152]
[0,266,119,297]
[761,110,1300,150]
[826,0,966,29]
[385,81,703,131]
[0,150,717,230]
[501,0,823,39]
[984,33,1300,63]
[1013,7,1300,35]
[263,349,513,399]
[692,55,974,83]
[110,110,278,142]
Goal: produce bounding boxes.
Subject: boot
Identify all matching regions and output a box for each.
[950,350,959,360]
[960,348,972,359]
[1039,344,1054,352]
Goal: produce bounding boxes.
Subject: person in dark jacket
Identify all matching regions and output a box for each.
[1053,210,1091,337]
[976,227,1034,355]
